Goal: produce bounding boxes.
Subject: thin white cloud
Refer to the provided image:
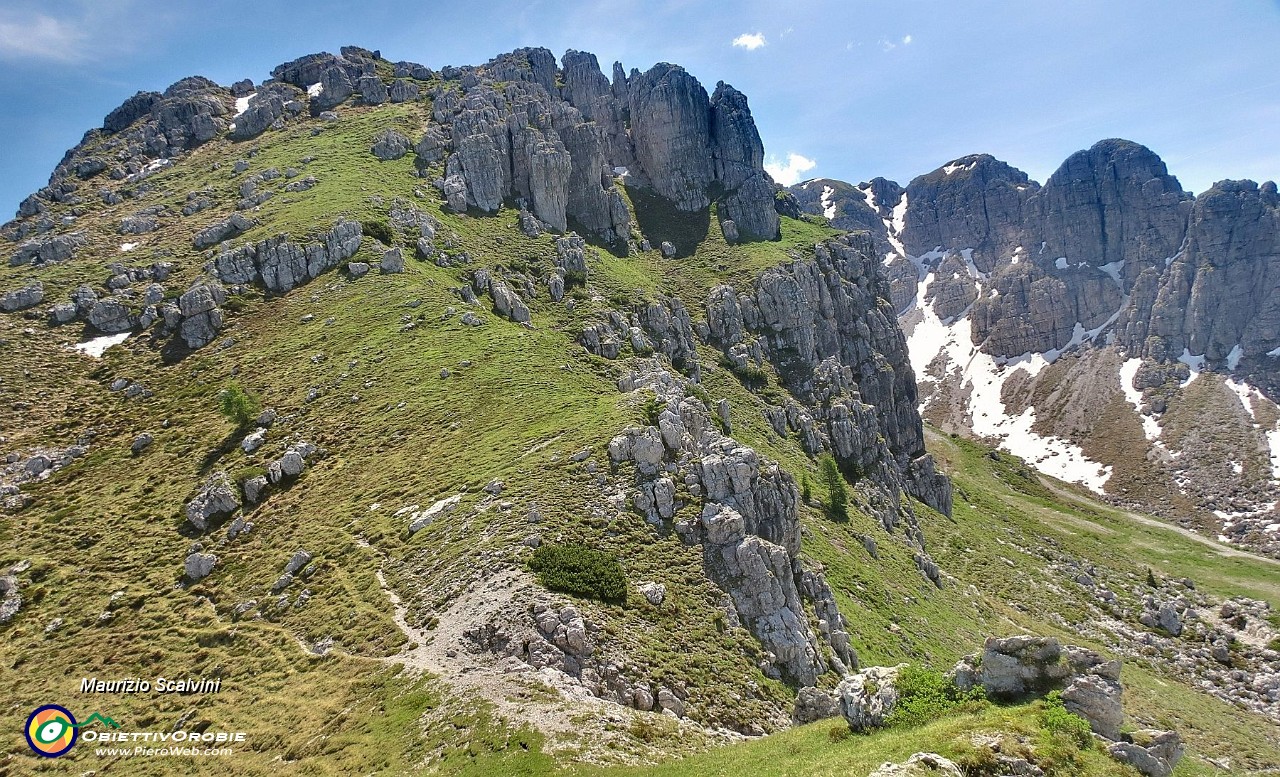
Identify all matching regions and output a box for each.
[0,11,87,62]
[765,152,816,186]
[880,38,897,52]
[902,34,913,45]
[732,32,767,50]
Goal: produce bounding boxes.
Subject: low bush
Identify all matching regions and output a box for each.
[529,544,627,603]
[1039,691,1093,747]
[361,219,395,245]
[884,664,987,728]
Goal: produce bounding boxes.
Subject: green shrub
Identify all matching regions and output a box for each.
[361,219,395,245]
[638,394,663,426]
[801,474,812,505]
[218,383,262,429]
[884,664,987,729]
[819,454,849,521]
[529,544,627,603]
[1040,691,1092,747]
[730,361,768,387]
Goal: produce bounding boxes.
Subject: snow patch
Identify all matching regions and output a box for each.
[1268,345,1280,357]
[120,242,138,252]
[942,160,976,176]
[1177,349,1205,386]
[1224,379,1259,421]
[860,184,878,213]
[959,248,987,280]
[1054,257,1069,270]
[885,193,908,259]
[1118,359,1162,442]
[612,166,629,177]
[820,185,837,220]
[908,270,1112,493]
[307,83,323,97]
[234,93,256,117]
[1099,261,1125,287]
[1226,344,1244,371]
[73,332,130,358]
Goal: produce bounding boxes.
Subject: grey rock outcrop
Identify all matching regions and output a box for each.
[10,232,85,267]
[703,232,951,524]
[371,129,411,160]
[792,686,841,724]
[951,635,1123,738]
[212,220,362,294]
[608,363,856,685]
[1108,730,1184,777]
[837,665,906,731]
[184,552,217,581]
[0,281,43,313]
[177,282,226,349]
[185,472,240,531]
[627,64,714,210]
[194,213,254,249]
[868,753,963,777]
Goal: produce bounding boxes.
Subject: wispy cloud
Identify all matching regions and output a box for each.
[732,32,767,50]
[0,2,163,65]
[902,34,913,45]
[0,11,88,63]
[765,152,816,186]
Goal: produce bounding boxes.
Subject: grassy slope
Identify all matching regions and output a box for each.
[0,91,1277,776]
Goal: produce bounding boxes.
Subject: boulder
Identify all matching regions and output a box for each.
[638,581,666,606]
[407,494,462,534]
[88,299,134,333]
[177,282,225,349]
[185,472,240,531]
[380,247,405,274]
[130,433,153,455]
[837,664,905,732]
[1107,730,1184,777]
[184,552,217,581]
[193,213,253,249]
[284,549,313,575]
[242,475,268,505]
[371,129,411,161]
[868,753,964,777]
[793,686,841,724]
[0,281,44,313]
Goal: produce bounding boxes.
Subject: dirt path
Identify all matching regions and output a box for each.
[355,538,686,765]
[1038,479,1280,568]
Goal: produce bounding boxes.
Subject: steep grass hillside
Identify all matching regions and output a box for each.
[1,49,1277,777]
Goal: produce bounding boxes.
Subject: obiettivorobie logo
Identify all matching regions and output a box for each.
[23,703,246,759]
[24,705,121,758]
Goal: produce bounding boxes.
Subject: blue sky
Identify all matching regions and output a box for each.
[1,0,1277,217]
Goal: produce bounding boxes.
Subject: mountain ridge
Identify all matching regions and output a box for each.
[0,43,1277,775]
[789,138,1280,558]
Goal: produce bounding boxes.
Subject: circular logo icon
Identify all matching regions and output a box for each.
[24,705,78,758]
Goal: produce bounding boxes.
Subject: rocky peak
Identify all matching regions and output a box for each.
[1029,138,1191,282]
[902,153,1037,273]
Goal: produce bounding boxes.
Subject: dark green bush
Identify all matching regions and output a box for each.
[361,219,395,245]
[730,361,768,387]
[529,544,627,603]
[884,664,987,728]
